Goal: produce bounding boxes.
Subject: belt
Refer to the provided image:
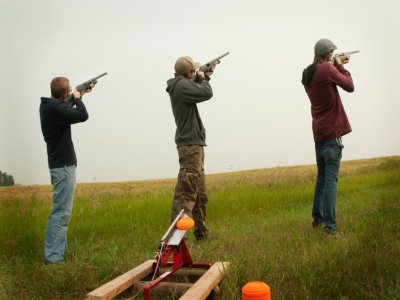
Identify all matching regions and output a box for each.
[336,136,344,148]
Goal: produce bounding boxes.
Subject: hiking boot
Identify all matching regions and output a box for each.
[323,226,341,239]
[44,259,65,265]
[195,235,206,241]
[195,230,209,241]
[327,230,342,239]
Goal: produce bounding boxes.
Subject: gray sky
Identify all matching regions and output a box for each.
[1,0,399,185]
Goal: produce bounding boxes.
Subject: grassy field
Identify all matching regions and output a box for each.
[1,156,399,299]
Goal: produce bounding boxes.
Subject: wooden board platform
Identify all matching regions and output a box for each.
[86,259,155,300]
[85,261,230,300]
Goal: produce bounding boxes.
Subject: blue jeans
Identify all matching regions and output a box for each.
[44,165,76,263]
[312,138,343,232]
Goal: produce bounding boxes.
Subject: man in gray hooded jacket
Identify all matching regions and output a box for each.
[166,56,214,240]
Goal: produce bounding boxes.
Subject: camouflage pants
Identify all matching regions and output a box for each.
[171,145,208,238]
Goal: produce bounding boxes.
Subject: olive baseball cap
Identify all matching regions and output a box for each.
[314,39,337,56]
[174,56,201,75]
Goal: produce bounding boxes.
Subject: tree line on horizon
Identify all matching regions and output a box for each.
[0,170,15,186]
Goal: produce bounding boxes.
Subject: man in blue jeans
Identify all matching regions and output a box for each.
[301,39,355,236]
[40,77,94,264]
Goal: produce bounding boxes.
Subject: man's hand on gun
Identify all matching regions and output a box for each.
[195,52,228,79]
[73,82,96,99]
[196,66,215,79]
[333,54,350,65]
[332,50,359,66]
[205,66,215,77]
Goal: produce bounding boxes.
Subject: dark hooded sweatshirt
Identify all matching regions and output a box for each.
[166,75,213,147]
[301,62,354,143]
[39,97,88,169]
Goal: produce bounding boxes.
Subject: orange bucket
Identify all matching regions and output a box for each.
[176,217,195,230]
[242,281,271,300]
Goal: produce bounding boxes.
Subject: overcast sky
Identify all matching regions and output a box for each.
[1,0,399,185]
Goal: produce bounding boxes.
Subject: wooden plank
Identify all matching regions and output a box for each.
[180,262,230,300]
[135,281,193,295]
[159,268,207,277]
[86,260,155,300]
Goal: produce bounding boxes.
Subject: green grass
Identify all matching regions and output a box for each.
[1,156,399,299]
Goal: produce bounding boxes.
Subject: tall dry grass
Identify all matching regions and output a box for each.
[0,156,399,299]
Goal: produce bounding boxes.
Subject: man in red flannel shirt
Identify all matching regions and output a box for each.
[301,38,355,237]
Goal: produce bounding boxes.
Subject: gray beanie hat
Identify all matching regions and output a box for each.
[314,39,337,56]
